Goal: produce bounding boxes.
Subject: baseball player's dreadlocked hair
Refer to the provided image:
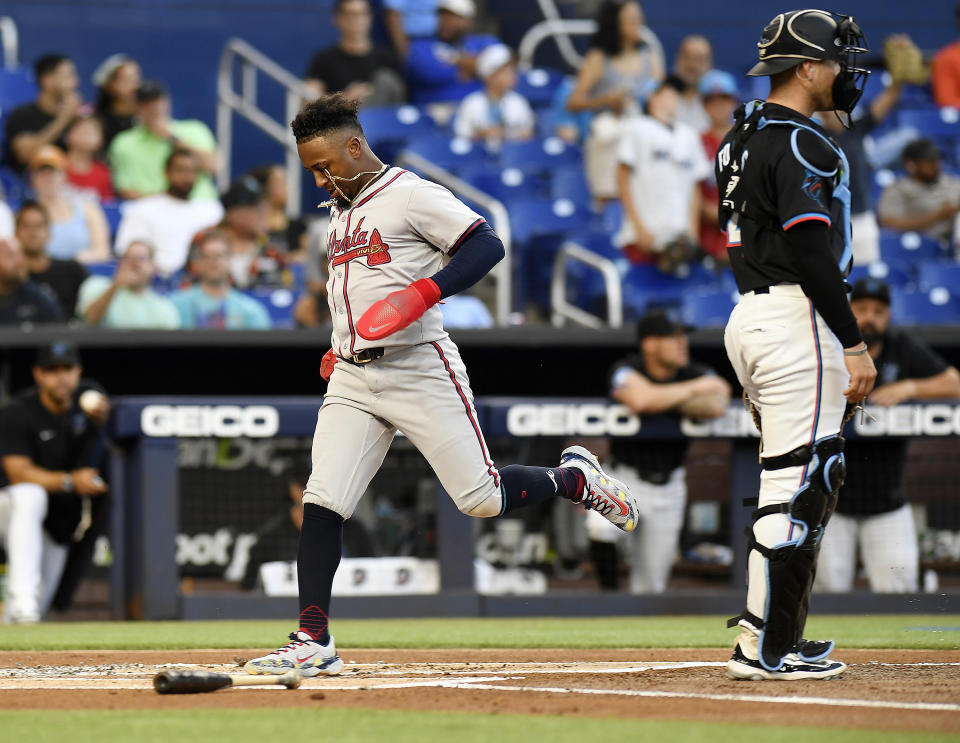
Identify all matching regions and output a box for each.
[291,93,364,144]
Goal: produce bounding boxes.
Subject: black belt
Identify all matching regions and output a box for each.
[753,286,770,294]
[341,347,384,365]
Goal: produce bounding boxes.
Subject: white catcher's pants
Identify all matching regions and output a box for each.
[814,505,919,593]
[724,284,848,631]
[0,484,69,621]
[585,465,686,594]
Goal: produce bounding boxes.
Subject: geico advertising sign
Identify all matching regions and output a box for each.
[506,404,640,436]
[853,404,960,437]
[141,405,280,438]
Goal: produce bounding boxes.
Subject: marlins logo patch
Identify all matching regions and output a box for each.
[801,170,826,208]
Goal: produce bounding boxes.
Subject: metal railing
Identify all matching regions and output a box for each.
[396,149,513,327]
[216,38,313,216]
[550,240,622,329]
[518,15,664,72]
[0,16,18,69]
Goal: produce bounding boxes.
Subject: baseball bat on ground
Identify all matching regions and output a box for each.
[154,670,302,694]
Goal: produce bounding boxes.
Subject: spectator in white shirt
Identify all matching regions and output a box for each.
[671,35,713,133]
[616,75,710,265]
[453,44,534,146]
[114,149,223,277]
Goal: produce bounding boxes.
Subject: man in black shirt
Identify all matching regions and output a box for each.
[0,341,109,622]
[304,0,404,106]
[718,9,877,680]
[16,201,88,320]
[2,54,81,175]
[816,279,960,593]
[0,237,63,326]
[588,310,730,593]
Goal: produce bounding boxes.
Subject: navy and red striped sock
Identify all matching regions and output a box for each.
[498,465,584,515]
[296,503,343,646]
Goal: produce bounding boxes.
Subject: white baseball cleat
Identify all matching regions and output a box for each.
[726,643,846,680]
[245,631,344,678]
[559,446,638,533]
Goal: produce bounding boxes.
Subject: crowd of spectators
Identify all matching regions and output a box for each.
[1,0,960,333]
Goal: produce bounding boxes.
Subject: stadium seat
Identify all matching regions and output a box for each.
[617,262,717,320]
[459,165,546,203]
[878,230,945,271]
[682,287,738,328]
[496,137,581,174]
[889,288,960,325]
[0,166,26,206]
[102,202,123,239]
[358,105,440,149]
[515,68,566,109]
[548,165,592,206]
[917,260,960,293]
[847,262,913,289]
[402,133,491,172]
[507,196,590,247]
[0,68,35,114]
[895,106,960,139]
[86,261,116,279]
[245,287,295,328]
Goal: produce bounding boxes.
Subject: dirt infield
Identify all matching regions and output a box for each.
[2,649,959,733]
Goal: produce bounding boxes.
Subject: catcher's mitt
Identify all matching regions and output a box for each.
[884,35,929,86]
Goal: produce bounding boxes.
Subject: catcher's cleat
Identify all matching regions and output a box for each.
[559,446,638,533]
[726,643,845,681]
[245,631,344,678]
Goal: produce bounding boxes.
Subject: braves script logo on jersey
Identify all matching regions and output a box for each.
[801,170,825,208]
[329,217,391,268]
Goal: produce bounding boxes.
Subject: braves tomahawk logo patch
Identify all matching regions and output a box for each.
[329,217,391,267]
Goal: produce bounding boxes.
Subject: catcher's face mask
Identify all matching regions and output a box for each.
[830,15,870,116]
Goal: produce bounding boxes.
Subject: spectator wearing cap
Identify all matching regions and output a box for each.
[616,76,710,266]
[671,35,713,133]
[114,150,224,277]
[29,146,110,264]
[878,138,960,246]
[63,116,114,203]
[587,308,730,593]
[3,54,82,175]
[567,1,665,207]
[92,54,142,151]
[76,240,179,328]
[452,44,535,146]
[384,0,439,60]
[304,0,404,106]
[815,279,960,594]
[0,236,63,326]
[16,201,88,320]
[217,177,290,290]
[404,0,500,106]
[170,231,271,330]
[0,341,110,623]
[818,62,904,265]
[108,81,219,201]
[697,70,739,263]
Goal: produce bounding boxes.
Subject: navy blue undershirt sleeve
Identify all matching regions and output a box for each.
[430,222,505,299]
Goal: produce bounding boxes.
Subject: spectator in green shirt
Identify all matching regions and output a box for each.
[171,231,271,329]
[76,239,180,328]
[108,81,219,201]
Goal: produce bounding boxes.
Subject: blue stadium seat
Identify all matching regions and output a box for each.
[102,202,123,240]
[496,137,581,173]
[889,288,960,325]
[548,165,592,206]
[245,287,295,328]
[86,261,116,278]
[682,287,738,328]
[895,107,960,139]
[847,262,913,289]
[0,166,26,205]
[458,164,546,203]
[619,262,717,320]
[515,68,566,109]
[878,230,945,271]
[507,196,590,246]
[402,133,491,172]
[359,105,440,148]
[0,68,36,114]
[917,260,960,293]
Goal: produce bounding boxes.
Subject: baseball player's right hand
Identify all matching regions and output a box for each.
[320,348,337,382]
[71,468,109,496]
[843,347,877,403]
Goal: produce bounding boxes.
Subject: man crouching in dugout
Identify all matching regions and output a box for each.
[717,9,877,679]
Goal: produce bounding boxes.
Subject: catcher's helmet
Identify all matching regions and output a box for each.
[747,9,866,76]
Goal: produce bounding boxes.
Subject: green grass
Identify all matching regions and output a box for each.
[1,615,958,651]
[0,709,956,743]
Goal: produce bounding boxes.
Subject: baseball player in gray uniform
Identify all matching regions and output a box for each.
[245,93,639,677]
[717,10,876,680]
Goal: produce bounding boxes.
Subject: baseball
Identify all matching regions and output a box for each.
[79,389,106,414]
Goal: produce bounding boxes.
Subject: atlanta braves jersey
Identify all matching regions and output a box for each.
[325,167,485,357]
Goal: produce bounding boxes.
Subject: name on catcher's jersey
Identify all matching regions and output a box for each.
[323,167,485,356]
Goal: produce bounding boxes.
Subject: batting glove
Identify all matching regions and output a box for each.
[320,348,337,381]
[356,278,441,341]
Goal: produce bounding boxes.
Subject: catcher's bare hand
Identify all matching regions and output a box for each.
[843,347,877,403]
